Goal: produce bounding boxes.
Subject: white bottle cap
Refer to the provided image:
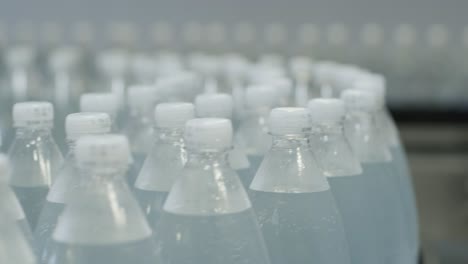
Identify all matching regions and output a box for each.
[352,74,386,107]
[185,118,233,150]
[269,107,310,135]
[13,101,54,128]
[245,85,279,109]
[0,154,11,183]
[80,93,119,118]
[65,112,112,140]
[308,98,345,125]
[127,85,157,109]
[195,93,233,119]
[341,89,379,112]
[154,102,195,129]
[75,134,130,168]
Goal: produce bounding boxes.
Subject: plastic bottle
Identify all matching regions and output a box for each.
[0,158,37,264]
[134,102,194,225]
[34,112,111,260]
[194,93,251,187]
[249,107,350,264]
[308,98,381,264]
[96,49,129,107]
[48,47,83,117]
[220,54,250,120]
[237,85,278,177]
[8,102,64,229]
[156,118,271,264]
[353,74,419,262]
[289,56,313,107]
[44,135,161,264]
[5,45,38,102]
[0,153,34,244]
[341,89,411,264]
[124,85,158,182]
[187,54,220,94]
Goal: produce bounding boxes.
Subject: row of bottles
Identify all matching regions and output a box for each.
[0,54,419,264]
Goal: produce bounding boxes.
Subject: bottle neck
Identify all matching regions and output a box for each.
[154,127,184,143]
[129,105,153,120]
[271,134,310,148]
[310,122,345,136]
[345,109,391,162]
[65,139,77,159]
[15,126,52,138]
[185,148,230,166]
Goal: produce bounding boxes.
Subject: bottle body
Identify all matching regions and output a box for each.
[390,144,419,261]
[123,112,153,185]
[34,150,76,258]
[8,129,63,229]
[250,190,349,264]
[237,113,270,181]
[45,238,159,264]
[249,136,350,264]
[156,150,271,264]
[361,161,412,264]
[381,108,419,262]
[328,174,382,264]
[134,129,186,225]
[43,166,160,264]
[0,185,34,245]
[0,218,37,264]
[157,208,270,264]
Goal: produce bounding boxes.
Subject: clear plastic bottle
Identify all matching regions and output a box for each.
[34,112,111,260]
[289,56,313,107]
[353,74,419,262]
[195,93,251,187]
[134,102,194,225]
[5,45,38,102]
[0,166,37,264]
[188,54,220,94]
[96,49,129,107]
[308,98,382,264]
[48,47,83,117]
[0,153,34,244]
[341,89,411,264]
[156,118,271,264]
[8,102,64,229]
[44,135,161,264]
[220,54,249,120]
[237,85,278,178]
[124,85,157,183]
[249,107,350,264]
